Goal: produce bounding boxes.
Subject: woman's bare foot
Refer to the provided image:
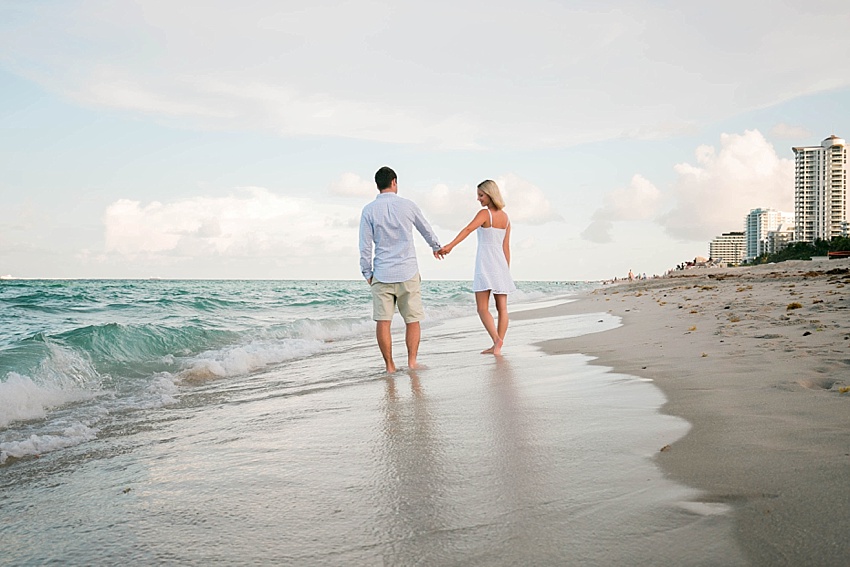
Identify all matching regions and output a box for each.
[493,338,502,355]
[481,338,503,355]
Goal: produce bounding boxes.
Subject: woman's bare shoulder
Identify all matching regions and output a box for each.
[472,208,490,223]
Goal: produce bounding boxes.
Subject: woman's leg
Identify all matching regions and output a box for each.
[476,290,502,354]
[494,293,509,342]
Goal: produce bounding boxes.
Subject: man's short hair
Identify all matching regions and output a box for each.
[375,166,397,191]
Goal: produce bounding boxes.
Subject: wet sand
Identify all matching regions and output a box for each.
[516,260,850,566]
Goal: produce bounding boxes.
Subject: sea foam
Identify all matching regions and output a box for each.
[177,338,328,382]
[0,372,97,429]
[0,422,98,464]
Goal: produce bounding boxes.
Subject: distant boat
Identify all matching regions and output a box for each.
[0,274,14,280]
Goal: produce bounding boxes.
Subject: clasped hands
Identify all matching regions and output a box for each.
[433,245,452,260]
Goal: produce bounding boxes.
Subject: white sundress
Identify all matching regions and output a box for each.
[472,209,517,294]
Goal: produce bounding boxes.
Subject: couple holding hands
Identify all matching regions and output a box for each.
[359,166,516,373]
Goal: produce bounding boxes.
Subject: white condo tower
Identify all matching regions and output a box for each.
[792,135,848,243]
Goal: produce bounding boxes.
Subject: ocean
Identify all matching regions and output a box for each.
[0,279,743,565]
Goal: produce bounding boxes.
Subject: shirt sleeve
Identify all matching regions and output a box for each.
[359,211,374,281]
[411,203,441,251]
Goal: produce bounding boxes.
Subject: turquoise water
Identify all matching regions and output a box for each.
[0,279,586,462]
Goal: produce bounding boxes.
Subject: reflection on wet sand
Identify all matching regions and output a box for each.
[374,370,451,564]
[483,356,558,558]
[487,356,543,507]
[371,359,563,564]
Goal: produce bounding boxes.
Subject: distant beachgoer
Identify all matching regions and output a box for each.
[628,269,634,281]
[360,166,443,373]
[437,180,516,355]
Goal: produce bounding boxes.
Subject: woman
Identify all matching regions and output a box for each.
[438,180,516,354]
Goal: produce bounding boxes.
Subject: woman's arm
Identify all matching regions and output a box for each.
[440,209,489,254]
[503,222,511,266]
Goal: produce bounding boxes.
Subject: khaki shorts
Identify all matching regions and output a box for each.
[371,273,424,323]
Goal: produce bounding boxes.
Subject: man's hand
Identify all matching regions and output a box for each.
[367,277,373,285]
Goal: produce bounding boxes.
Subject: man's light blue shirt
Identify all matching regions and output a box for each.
[359,192,441,283]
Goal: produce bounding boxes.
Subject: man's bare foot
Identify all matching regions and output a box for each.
[385,362,397,373]
[481,338,503,355]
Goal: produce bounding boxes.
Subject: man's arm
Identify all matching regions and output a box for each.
[411,203,441,251]
[359,213,374,282]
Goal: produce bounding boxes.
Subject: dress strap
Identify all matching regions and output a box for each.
[487,209,493,227]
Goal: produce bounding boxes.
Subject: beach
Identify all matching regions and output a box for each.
[516,260,850,565]
[1,279,741,565]
[1,271,848,565]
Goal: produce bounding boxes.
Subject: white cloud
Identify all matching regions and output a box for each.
[498,174,563,225]
[87,177,560,278]
[3,1,849,149]
[76,71,482,148]
[771,122,813,140]
[328,172,376,198]
[583,174,661,243]
[419,174,561,230]
[659,130,794,241]
[583,131,794,244]
[419,183,476,230]
[103,187,360,263]
[581,218,615,245]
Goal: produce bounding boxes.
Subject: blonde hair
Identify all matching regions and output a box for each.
[477,179,505,210]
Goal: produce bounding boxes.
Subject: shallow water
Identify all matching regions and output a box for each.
[1,279,577,458]
[0,280,745,565]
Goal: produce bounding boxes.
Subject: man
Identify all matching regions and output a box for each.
[359,166,442,373]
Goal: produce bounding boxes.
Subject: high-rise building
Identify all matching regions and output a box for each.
[793,135,848,243]
[709,232,745,265]
[744,208,794,260]
[765,228,795,255]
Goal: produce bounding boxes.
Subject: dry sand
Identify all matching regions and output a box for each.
[516,260,850,566]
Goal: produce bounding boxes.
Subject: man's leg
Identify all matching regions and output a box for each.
[396,274,425,369]
[405,321,421,369]
[372,280,397,373]
[376,320,396,373]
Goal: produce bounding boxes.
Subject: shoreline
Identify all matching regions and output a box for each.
[516,260,850,565]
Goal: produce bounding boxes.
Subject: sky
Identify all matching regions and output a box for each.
[1,0,849,281]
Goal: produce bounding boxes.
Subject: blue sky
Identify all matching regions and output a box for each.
[2,0,849,281]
